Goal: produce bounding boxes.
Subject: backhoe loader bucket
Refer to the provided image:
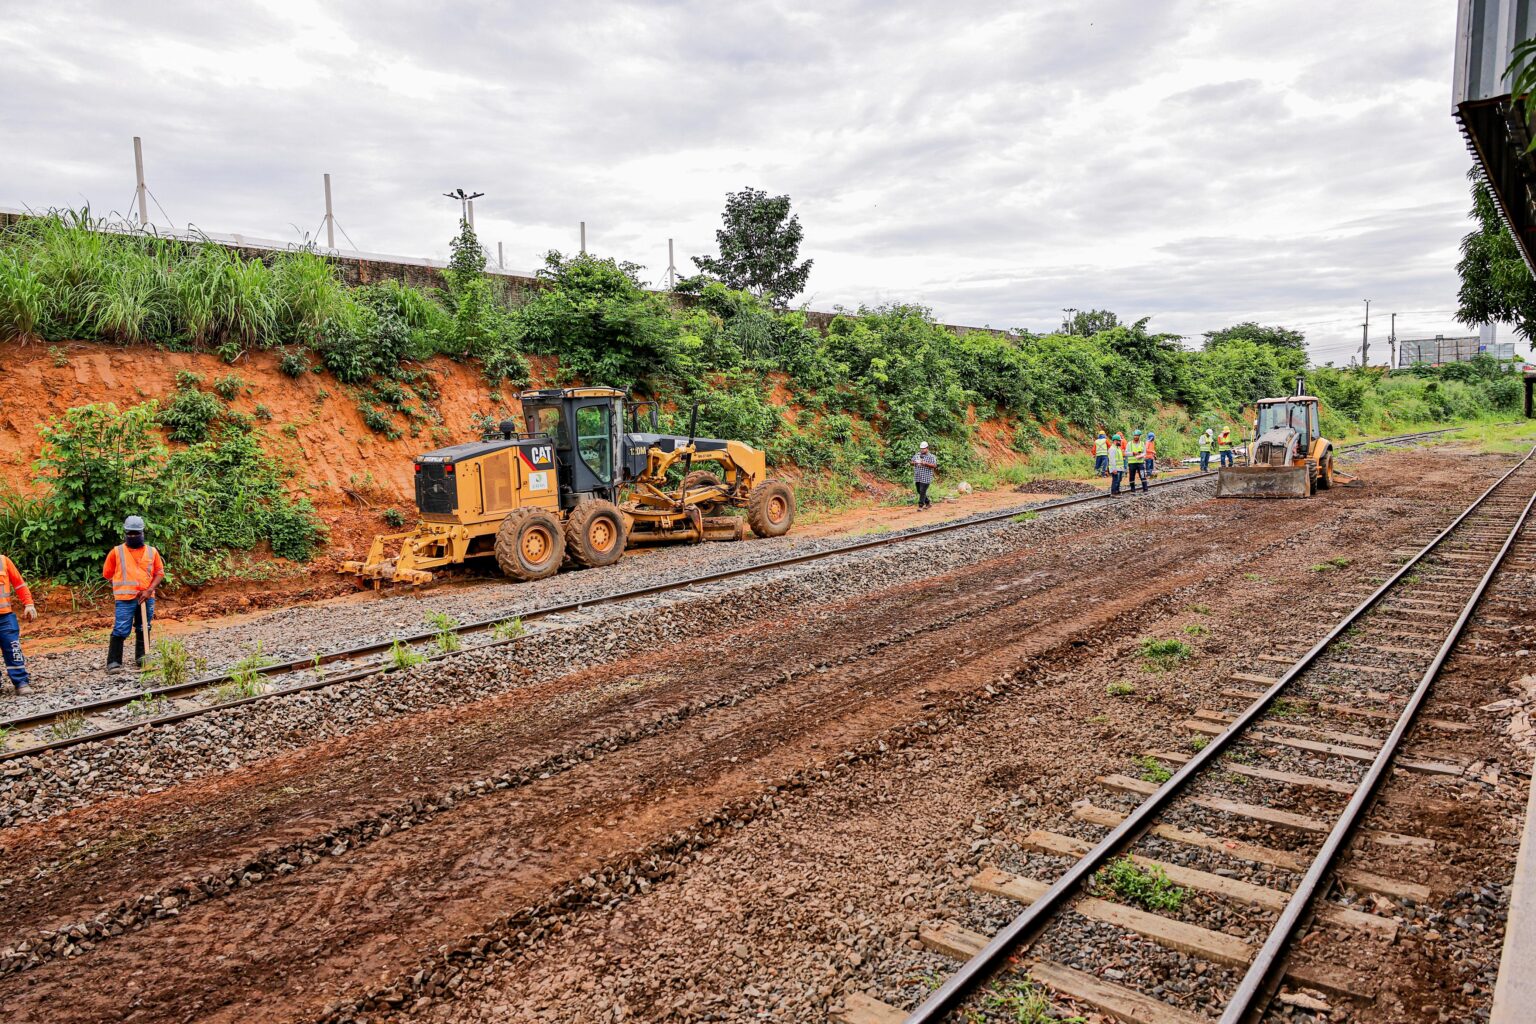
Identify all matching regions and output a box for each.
[1216,465,1311,499]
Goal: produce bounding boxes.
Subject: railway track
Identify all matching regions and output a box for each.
[834,442,1536,1024]
[0,425,1475,762]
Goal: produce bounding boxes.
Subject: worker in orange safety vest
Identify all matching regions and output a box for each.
[102,515,165,673]
[0,552,37,695]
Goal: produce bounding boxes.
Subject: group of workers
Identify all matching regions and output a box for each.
[0,515,163,696]
[1092,425,1235,496]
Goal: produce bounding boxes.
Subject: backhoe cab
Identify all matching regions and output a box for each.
[1216,380,1336,499]
[343,386,795,585]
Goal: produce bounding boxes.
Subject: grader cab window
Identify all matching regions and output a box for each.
[526,404,568,449]
[576,404,612,483]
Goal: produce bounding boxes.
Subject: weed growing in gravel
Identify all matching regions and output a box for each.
[209,679,262,703]
[1329,556,1352,569]
[981,977,1082,1024]
[491,617,525,641]
[1095,855,1185,911]
[1106,681,1137,697]
[1087,714,1109,725]
[1270,697,1303,717]
[1183,623,1208,636]
[387,639,426,671]
[47,713,88,741]
[1226,748,1254,764]
[125,692,171,719]
[1242,572,1263,582]
[1139,638,1191,672]
[0,724,12,751]
[426,612,462,653]
[1189,736,1208,752]
[1010,511,1039,523]
[1134,755,1172,783]
[1190,603,1210,614]
[141,637,205,688]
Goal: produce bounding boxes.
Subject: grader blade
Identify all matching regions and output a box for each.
[1216,465,1311,498]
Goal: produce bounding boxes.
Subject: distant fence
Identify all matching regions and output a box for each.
[1398,334,1518,366]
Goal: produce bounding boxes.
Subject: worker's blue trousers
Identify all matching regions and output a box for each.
[111,598,154,638]
[0,611,31,690]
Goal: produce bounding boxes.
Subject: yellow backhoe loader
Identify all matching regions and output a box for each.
[1217,380,1338,499]
[343,386,795,585]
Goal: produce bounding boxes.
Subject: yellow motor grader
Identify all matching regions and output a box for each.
[1216,379,1338,499]
[342,386,796,585]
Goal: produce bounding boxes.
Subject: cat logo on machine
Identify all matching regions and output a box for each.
[520,444,555,470]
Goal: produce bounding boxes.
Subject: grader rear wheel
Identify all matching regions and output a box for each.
[565,499,627,568]
[747,479,795,538]
[679,470,725,514]
[494,508,565,580]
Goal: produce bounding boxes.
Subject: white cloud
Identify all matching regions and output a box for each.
[0,0,1486,361]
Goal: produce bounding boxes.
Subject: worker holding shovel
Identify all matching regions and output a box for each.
[102,515,164,673]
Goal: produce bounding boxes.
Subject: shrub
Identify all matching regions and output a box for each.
[160,381,225,443]
[381,507,407,528]
[278,349,311,377]
[212,373,247,400]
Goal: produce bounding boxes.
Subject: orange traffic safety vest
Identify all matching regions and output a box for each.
[111,544,159,601]
[1218,430,1231,446]
[0,555,14,615]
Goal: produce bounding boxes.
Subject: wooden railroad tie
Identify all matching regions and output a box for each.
[1222,688,1473,732]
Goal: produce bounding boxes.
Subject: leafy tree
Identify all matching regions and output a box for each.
[1060,309,1120,336]
[689,187,813,304]
[1202,321,1306,353]
[1456,169,1536,339]
[445,218,487,289]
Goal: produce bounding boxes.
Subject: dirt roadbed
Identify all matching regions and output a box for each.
[1,444,1531,1024]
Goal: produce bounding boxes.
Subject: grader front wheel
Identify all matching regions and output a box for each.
[747,479,796,538]
[679,470,725,514]
[495,508,565,580]
[565,499,627,568]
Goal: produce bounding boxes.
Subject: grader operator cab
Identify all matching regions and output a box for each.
[1216,379,1337,499]
[343,386,795,585]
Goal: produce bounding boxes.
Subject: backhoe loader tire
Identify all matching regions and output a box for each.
[680,470,725,514]
[565,499,627,568]
[495,508,565,581]
[1317,453,1334,490]
[747,479,795,538]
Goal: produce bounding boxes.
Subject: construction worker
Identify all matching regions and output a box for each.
[103,515,164,673]
[0,552,37,695]
[1126,430,1148,493]
[1198,428,1214,472]
[911,442,938,510]
[1144,431,1158,480]
[1092,431,1109,476]
[1218,426,1234,468]
[1106,433,1126,495]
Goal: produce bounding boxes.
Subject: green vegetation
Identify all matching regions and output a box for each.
[381,507,407,529]
[491,617,525,641]
[1139,637,1192,671]
[979,976,1084,1024]
[1010,511,1038,523]
[125,691,171,719]
[1135,754,1172,784]
[0,400,324,586]
[1095,855,1186,911]
[1189,735,1209,752]
[1106,681,1137,697]
[1183,623,1208,636]
[426,611,461,653]
[209,678,262,703]
[224,644,274,696]
[1189,603,1211,615]
[141,637,205,687]
[387,639,426,671]
[47,712,88,740]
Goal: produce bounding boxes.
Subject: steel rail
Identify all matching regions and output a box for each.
[1220,465,1536,1023]
[0,424,1477,761]
[901,441,1536,1024]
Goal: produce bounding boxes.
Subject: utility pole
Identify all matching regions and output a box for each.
[466,199,476,229]
[580,221,587,254]
[1360,299,1371,367]
[322,173,335,249]
[497,241,504,270]
[1389,312,1397,370]
[666,238,677,289]
[132,136,149,227]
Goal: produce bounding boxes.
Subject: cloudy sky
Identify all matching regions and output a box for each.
[0,0,1491,363]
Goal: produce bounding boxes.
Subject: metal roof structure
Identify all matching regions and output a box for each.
[1455,0,1536,272]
